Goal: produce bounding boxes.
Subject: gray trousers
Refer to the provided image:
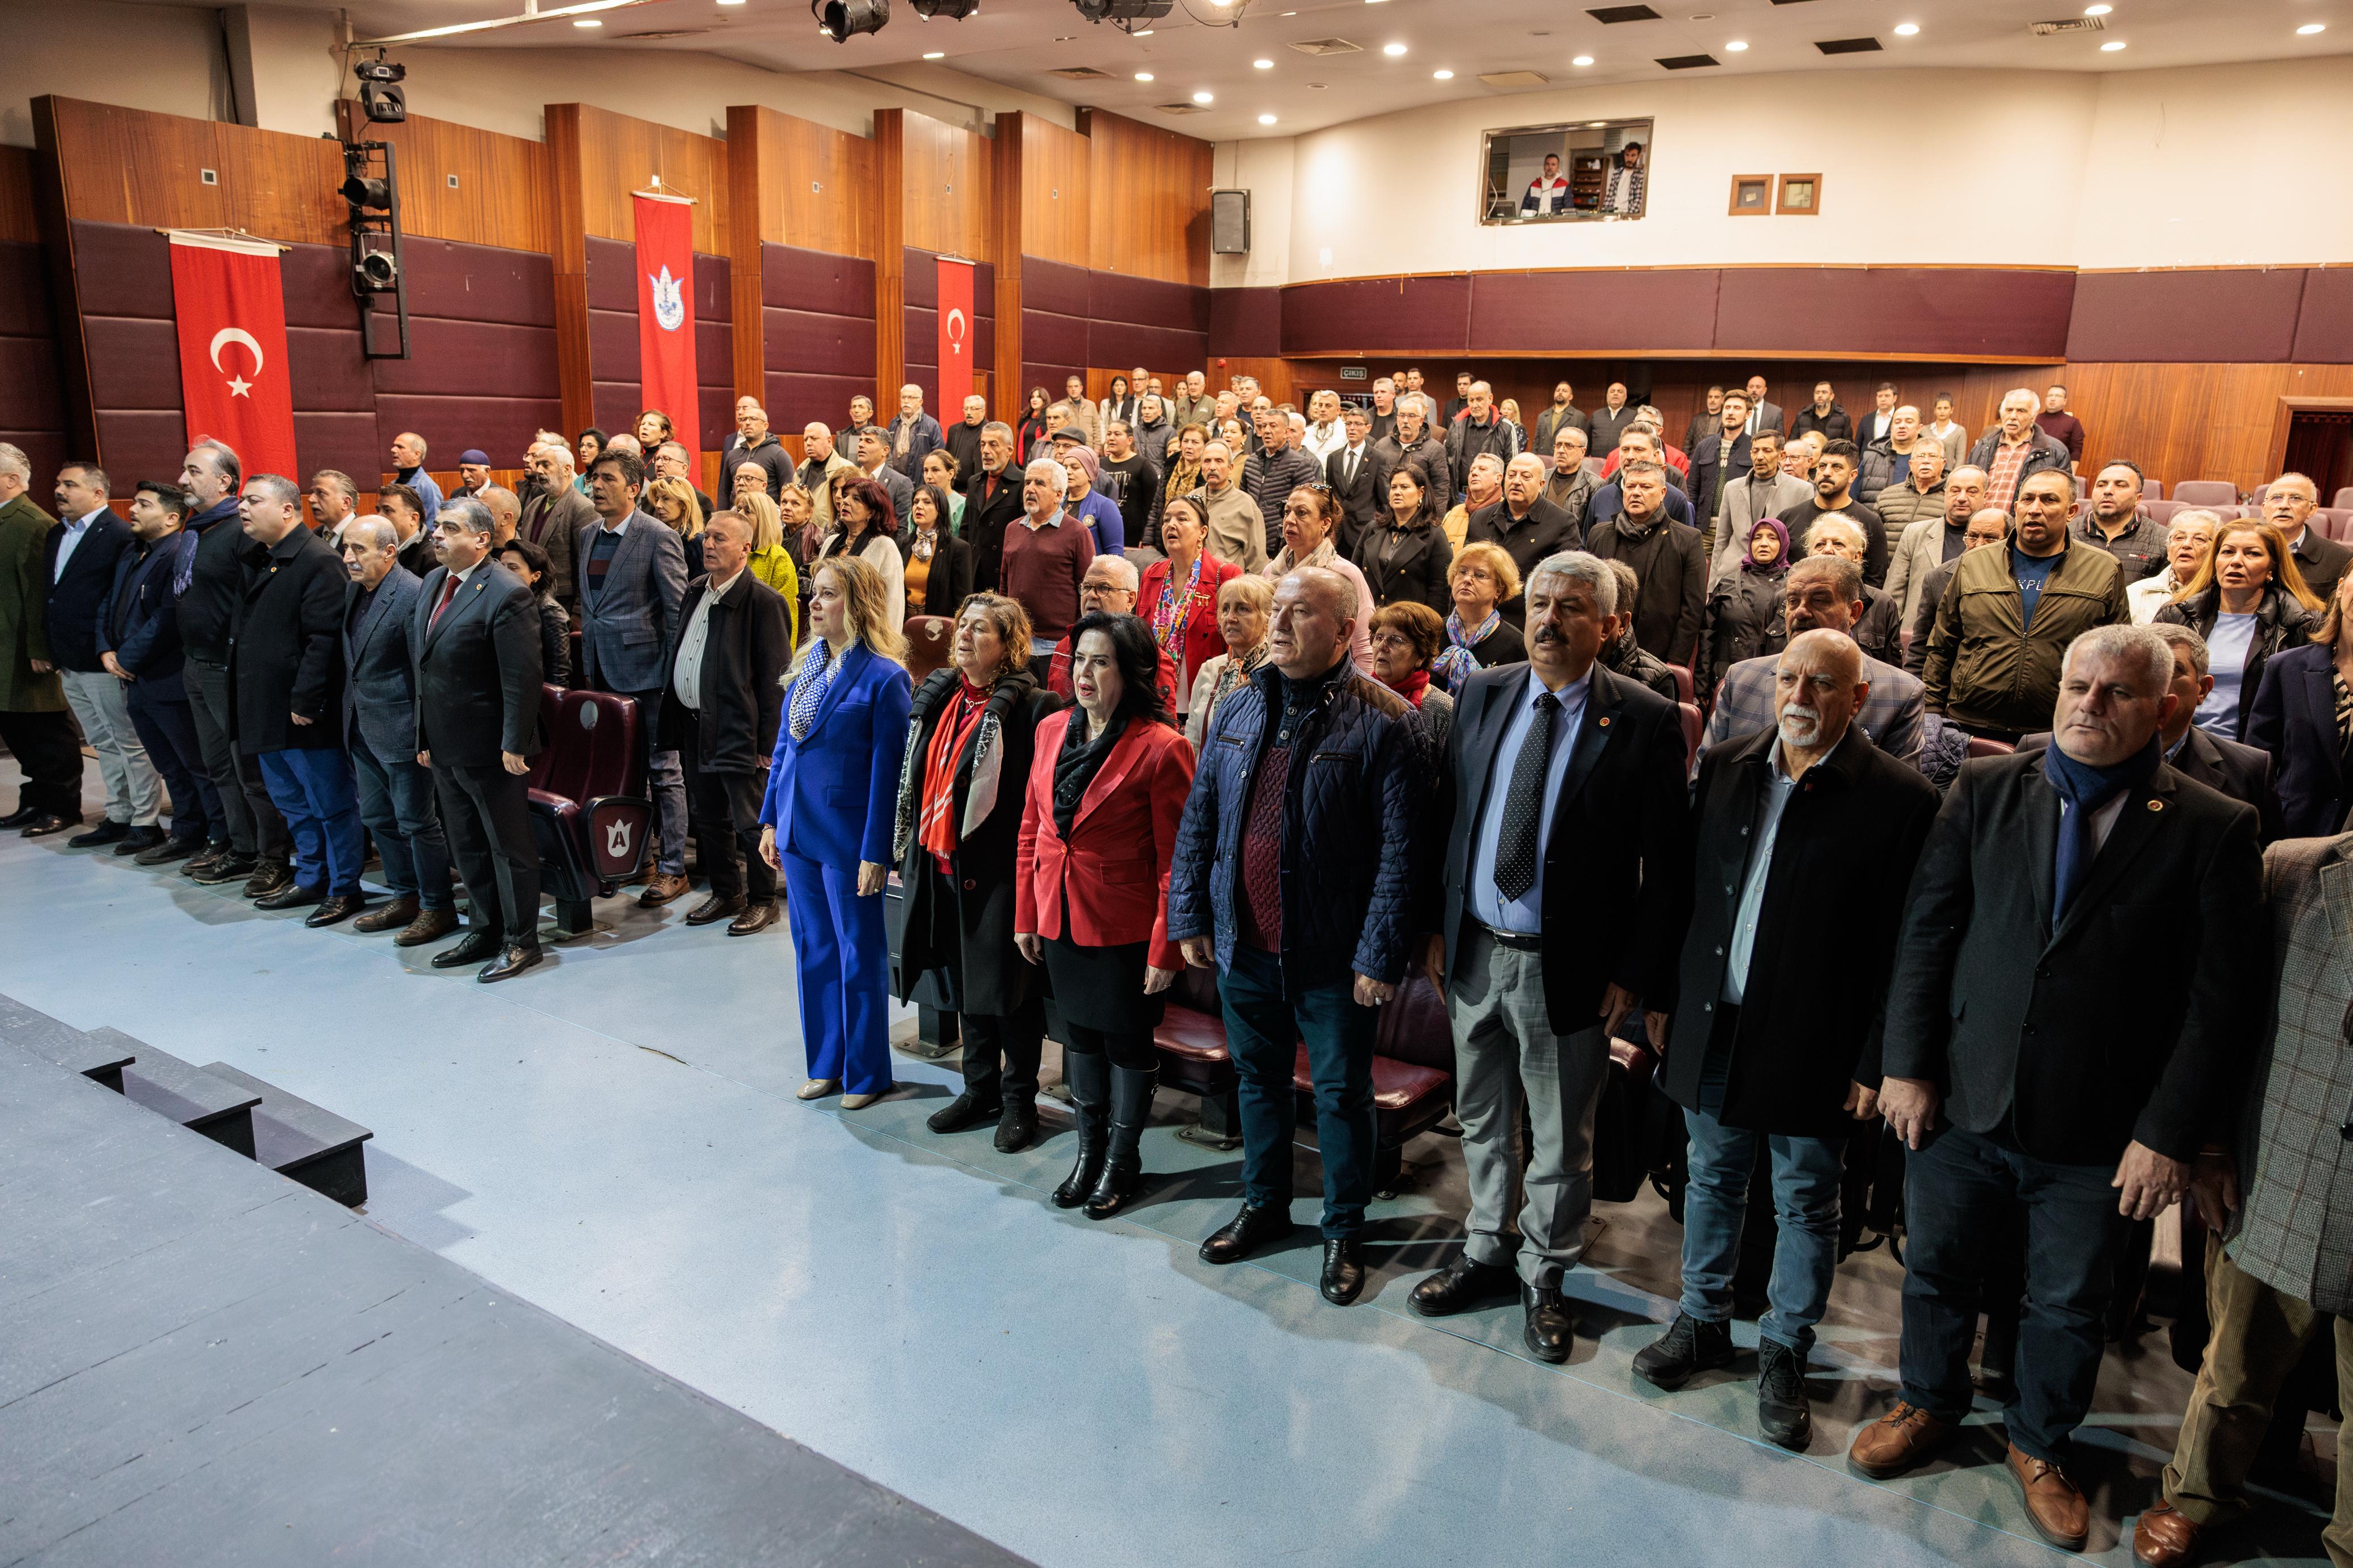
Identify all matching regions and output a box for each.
[183,657,288,858]
[1449,926,1613,1289]
[58,667,162,825]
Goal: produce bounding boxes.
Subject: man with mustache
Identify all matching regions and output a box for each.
[1636,629,1939,1449]
[1699,554,1925,772]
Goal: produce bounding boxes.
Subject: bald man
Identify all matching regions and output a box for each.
[389,431,443,524]
[887,383,946,483]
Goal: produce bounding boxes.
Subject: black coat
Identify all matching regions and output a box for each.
[2292,526,2353,608]
[2019,727,2281,844]
[893,669,1060,1017]
[1466,617,1525,669]
[1466,497,1583,628]
[1352,513,1452,614]
[659,572,791,772]
[537,597,572,686]
[2246,641,2353,839]
[959,465,1027,593]
[174,499,245,662]
[1881,750,2264,1164]
[906,533,976,621]
[1428,662,1692,1032]
[1323,442,1385,555]
[1585,512,1707,666]
[1701,568,1786,696]
[1790,404,1852,444]
[1687,430,1751,525]
[1664,727,1940,1137]
[43,513,135,673]
[411,560,544,766]
[2155,584,2315,742]
[229,528,348,754]
[1781,496,1889,587]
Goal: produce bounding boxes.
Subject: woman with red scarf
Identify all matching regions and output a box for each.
[891,592,1062,1152]
[1137,494,1240,712]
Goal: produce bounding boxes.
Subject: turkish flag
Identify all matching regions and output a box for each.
[937,257,975,413]
[634,193,700,464]
[168,232,299,482]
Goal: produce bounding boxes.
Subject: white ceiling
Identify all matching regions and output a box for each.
[267,0,2353,142]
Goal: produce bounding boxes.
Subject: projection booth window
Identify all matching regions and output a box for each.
[1481,119,1652,225]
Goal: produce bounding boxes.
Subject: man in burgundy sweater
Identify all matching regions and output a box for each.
[998,456,1096,665]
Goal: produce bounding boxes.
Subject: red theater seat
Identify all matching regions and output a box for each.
[2335,487,2353,511]
[1290,971,1455,1192]
[1667,663,1695,705]
[1152,965,1240,1143]
[527,685,654,938]
[2144,480,2164,500]
[2172,480,2239,507]
[1966,735,2015,759]
[1678,701,1703,771]
[904,615,953,684]
[2143,499,2185,529]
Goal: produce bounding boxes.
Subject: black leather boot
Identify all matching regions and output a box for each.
[1084,1064,1157,1220]
[1052,1049,1109,1208]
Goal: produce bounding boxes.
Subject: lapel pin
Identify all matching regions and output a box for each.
[1596,715,1611,728]
[2147,799,2164,811]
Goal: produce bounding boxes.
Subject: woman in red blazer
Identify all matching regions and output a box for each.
[1016,611,1197,1221]
[1139,494,1242,714]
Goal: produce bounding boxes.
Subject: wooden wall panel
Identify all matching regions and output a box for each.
[1077,109,1210,288]
[544,105,594,440]
[40,96,344,246]
[330,105,553,255]
[873,111,907,408]
[0,146,39,245]
[2057,362,2353,492]
[902,111,991,263]
[555,103,728,256]
[1015,114,1089,269]
[992,113,1025,411]
[726,106,776,404]
[743,107,873,260]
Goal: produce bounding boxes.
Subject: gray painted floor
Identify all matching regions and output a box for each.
[0,758,2337,1566]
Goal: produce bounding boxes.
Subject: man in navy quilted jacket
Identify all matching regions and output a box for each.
[1167,562,1423,1307]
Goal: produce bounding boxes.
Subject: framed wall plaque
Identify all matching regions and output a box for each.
[1775,173,1822,215]
[1728,174,1772,215]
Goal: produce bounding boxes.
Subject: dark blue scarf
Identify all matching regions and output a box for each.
[2040,735,2160,921]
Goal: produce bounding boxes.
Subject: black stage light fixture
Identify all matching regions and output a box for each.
[910,0,979,15]
[814,0,890,40]
[341,173,393,210]
[354,55,407,124]
[1071,0,1173,20]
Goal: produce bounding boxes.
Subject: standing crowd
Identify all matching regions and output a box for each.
[4,366,2352,1566]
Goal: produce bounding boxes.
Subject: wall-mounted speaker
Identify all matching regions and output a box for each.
[1211,189,1250,255]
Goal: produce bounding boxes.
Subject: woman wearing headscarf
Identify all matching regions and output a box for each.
[1062,445,1125,557]
[893,593,1059,1150]
[1701,516,1790,699]
[1016,612,1196,1220]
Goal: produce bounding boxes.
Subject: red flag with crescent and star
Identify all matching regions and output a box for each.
[634,192,700,465]
[168,231,299,481]
[937,256,975,412]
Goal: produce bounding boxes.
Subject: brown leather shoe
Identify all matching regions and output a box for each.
[639,871,691,907]
[352,895,419,934]
[395,906,463,947]
[2006,1444,2089,1550]
[684,892,745,926]
[1847,1401,1956,1478]
[2133,1500,2201,1567]
[727,901,779,936]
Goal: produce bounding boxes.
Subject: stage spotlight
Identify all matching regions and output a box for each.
[910,0,979,16]
[814,0,890,40]
[353,56,407,124]
[1071,0,1174,24]
[341,174,393,210]
[355,247,399,291]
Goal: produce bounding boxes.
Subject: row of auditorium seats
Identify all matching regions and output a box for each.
[524,685,656,938]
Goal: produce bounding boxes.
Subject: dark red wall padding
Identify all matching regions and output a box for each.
[1712,268,2074,360]
[363,236,559,471]
[2291,269,2353,364]
[902,248,997,412]
[1281,275,1474,356]
[584,237,735,450]
[1208,286,1281,358]
[1017,254,1209,392]
[1471,270,1720,354]
[760,243,875,434]
[2066,267,2307,364]
[0,241,67,481]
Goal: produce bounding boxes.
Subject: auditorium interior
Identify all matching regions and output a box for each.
[6,2,2353,1565]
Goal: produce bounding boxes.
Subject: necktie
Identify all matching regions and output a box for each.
[429,573,460,632]
[1343,448,1358,490]
[1493,693,1559,904]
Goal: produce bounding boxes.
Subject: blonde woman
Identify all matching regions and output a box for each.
[736,490,800,643]
[759,555,911,1109]
[1432,542,1525,692]
[644,474,706,577]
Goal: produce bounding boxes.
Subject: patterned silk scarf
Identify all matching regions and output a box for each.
[786,638,843,742]
[917,678,989,869]
[1431,608,1500,693]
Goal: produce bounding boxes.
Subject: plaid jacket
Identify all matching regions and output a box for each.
[1695,649,1925,775]
[2227,834,2353,1312]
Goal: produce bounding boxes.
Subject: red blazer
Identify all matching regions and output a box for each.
[1015,710,1196,970]
[1138,554,1242,696]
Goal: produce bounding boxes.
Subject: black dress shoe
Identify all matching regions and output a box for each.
[1522,1281,1575,1363]
[1199,1203,1291,1265]
[1409,1254,1518,1318]
[304,893,368,928]
[253,881,326,912]
[187,850,254,884]
[0,803,39,829]
[67,819,130,848]
[113,826,167,857]
[994,1098,1039,1154]
[1632,1312,1736,1390]
[1320,1238,1367,1306]
[133,833,201,866]
[21,814,79,838]
[1756,1340,1812,1450]
[478,943,543,983]
[925,1089,1003,1135]
[431,929,505,968]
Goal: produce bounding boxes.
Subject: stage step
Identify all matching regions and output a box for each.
[104,1031,260,1159]
[199,1061,373,1207]
[0,996,132,1090]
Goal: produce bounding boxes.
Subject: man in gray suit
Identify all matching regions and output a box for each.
[579,448,691,905]
[341,519,458,948]
[1708,428,1815,590]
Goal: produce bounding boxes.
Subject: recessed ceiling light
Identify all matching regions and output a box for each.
[2084,3,2111,12]
[1588,120,1605,127]
[1572,54,1594,66]
[1433,68,1454,78]
[1894,21,1919,35]
[574,16,600,24]
[1253,58,1273,68]
[1134,28,1153,34]
[1383,41,1407,55]
[718,0,744,7]
[923,50,944,58]
[1725,39,1747,51]
[2100,38,2126,49]
[1259,114,1278,124]
[1192,89,1214,102]
[1134,71,1154,81]
[2299,21,2327,33]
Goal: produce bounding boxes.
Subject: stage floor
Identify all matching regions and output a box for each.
[0,759,2337,1567]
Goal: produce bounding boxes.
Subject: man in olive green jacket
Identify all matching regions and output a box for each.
[0,442,77,830]
[1920,468,2127,743]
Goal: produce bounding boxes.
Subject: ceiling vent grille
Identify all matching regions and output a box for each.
[1479,70,1552,87]
[2029,15,2106,32]
[1288,37,1363,55]
[1815,36,1883,54]
[1154,102,1210,115]
[1657,53,1720,68]
[1048,65,1118,80]
[615,28,708,38]
[1588,6,1661,23]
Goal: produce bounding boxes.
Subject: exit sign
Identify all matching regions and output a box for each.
[1338,366,1368,381]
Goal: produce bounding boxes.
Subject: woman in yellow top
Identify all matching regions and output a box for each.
[734,491,800,645]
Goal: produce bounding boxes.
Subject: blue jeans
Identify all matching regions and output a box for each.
[1679,1105,1847,1356]
[350,734,453,909]
[1218,944,1378,1239]
[1899,1124,2124,1463]
[256,746,364,896]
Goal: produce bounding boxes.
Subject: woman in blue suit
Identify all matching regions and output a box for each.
[759,554,912,1108]
[2247,572,2353,838]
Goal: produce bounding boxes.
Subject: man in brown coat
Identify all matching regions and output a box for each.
[0,442,76,832]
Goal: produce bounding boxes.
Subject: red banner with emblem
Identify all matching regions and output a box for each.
[937,257,975,413]
[168,232,299,482]
[634,192,700,463]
